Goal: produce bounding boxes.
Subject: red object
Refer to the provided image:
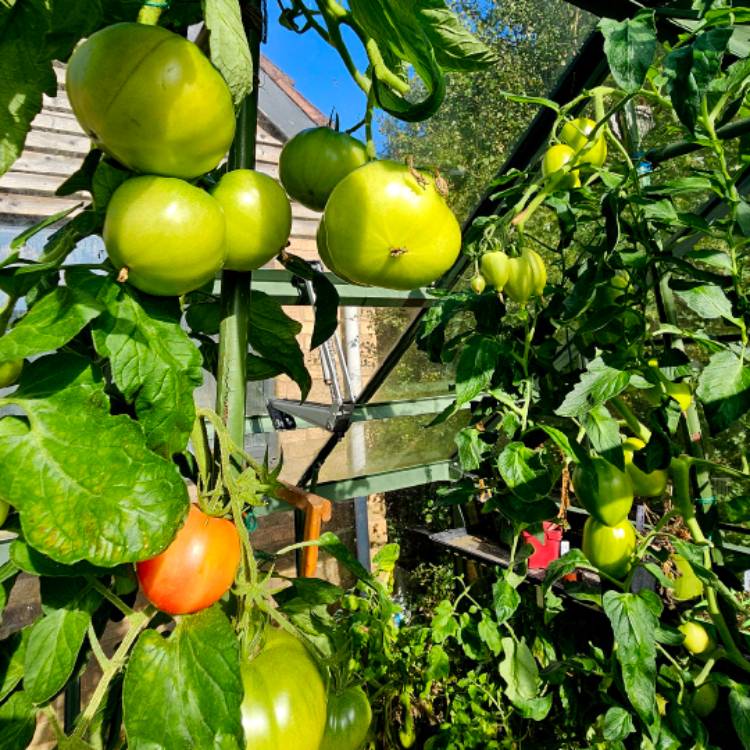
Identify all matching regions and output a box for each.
[522,522,562,569]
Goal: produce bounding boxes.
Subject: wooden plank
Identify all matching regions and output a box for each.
[0,171,87,198]
[12,151,85,176]
[31,112,85,136]
[23,130,91,157]
[0,193,83,219]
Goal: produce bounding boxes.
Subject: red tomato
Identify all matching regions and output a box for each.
[136,505,241,615]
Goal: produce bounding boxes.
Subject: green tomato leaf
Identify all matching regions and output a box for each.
[0,286,103,365]
[477,612,502,656]
[492,579,520,625]
[599,10,657,93]
[0,691,37,749]
[580,404,624,470]
[55,149,103,198]
[75,271,203,456]
[0,628,29,703]
[203,0,253,108]
[556,357,631,418]
[455,335,501,407]
[498,636,551,719]
[603,706,636,742]
[697,350,750,433]
[542,549,591,594]
[497,442,553,502]
[673,282,739,326]
[0,0,56,176]
[416,0,497,72]
[729,686,750,750]
[246,353,283,381]
[123,607,244,750]
[45,0,102,59]
[317,531,373,584]
[278,252,340,350]
[602,591,659,730]
[248,291,311,400]
[454,427,488,471]
[10,538,115,579]
[425,644,450,680]
[24,578,102,704]
[431,600,459,643]
[0,354,189,566]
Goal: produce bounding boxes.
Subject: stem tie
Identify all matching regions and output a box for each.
[632,151,653,175]
[143,1,170,7]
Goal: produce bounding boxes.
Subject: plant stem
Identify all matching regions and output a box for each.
[137,2,165,25]
[611,396,652,443]
[215,1,262,447]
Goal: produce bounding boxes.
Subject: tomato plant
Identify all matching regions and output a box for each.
[322,160,462,289]
[104,175,227,296]
[279,126,369,211]
[136,504,242,615]
[212,169,293,271]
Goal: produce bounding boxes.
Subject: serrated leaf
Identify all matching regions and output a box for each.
[455,335,500,407]
[603,706,635,742]
[76,271,203,456]
[556,357,631,418]
[0,0,56,176]
[431,600,459,643]
[454,427,487,471]
[492,578,520,625]
[0,354,188,566]
[248,291,311,400]
[203,0,253,108]
[599,11,657,92]
[729,687,750,750]
[0,690,37,749]
[417,0,496,72]
[542,549,591,594]
[0,628,29,702]
[580,404,623,469]
[603,591,659,730]
[24,579,102,704]
[0,286,103,364]
[425,643,450,680]
[123,607,244,750]
[673,283,739,325]
[497,442,552,502]
[477,613,502,656]
[697,350,750,432]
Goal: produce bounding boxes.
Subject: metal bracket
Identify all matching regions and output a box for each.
[267,260,357,434]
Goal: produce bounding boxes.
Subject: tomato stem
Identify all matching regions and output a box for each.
[137,1,167,25]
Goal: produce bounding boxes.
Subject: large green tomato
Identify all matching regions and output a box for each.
[104,176,226,296]
[212,170,292,271]
[672,554,703,601]
[573,457,634,526]
[320,686,372,750]
[691,682,719,718]
[582,517,636,579]
[560,117,607,168]
[623,438,668,498]
[279,127,369,211]
[241,628,327,750]
[504,249,547,304]
[679,622,715,656]
[322,160,461,290]
[67,23,235,178]
[541,144,581,189]
[0,359,23,388]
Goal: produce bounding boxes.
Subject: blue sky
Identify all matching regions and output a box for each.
[263,14,386,148]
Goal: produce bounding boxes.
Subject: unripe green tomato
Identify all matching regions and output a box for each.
[623,438,668,498]
[542,144,581,189]
[0,359,23,388]
[317,218,359,285]
[573,457,634,526]
[597,270,629,306]
[67,23,235,178]
[480,251,510,289]
[241,628,327,750]
[104,176,226,296]
[280,127,369,211]
[322,160,461,290]
[320,686,372,750]
[211,170,292,271]
[582,517,636,579]
[560,117,607,168]
[470,274,487,294]
[0,499,9,528]
[691,682,719,718]
[679,621,715,655]
[504,249,547,304]
[672,554,704,601]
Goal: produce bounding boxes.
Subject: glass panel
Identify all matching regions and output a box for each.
[317,410,471,484]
